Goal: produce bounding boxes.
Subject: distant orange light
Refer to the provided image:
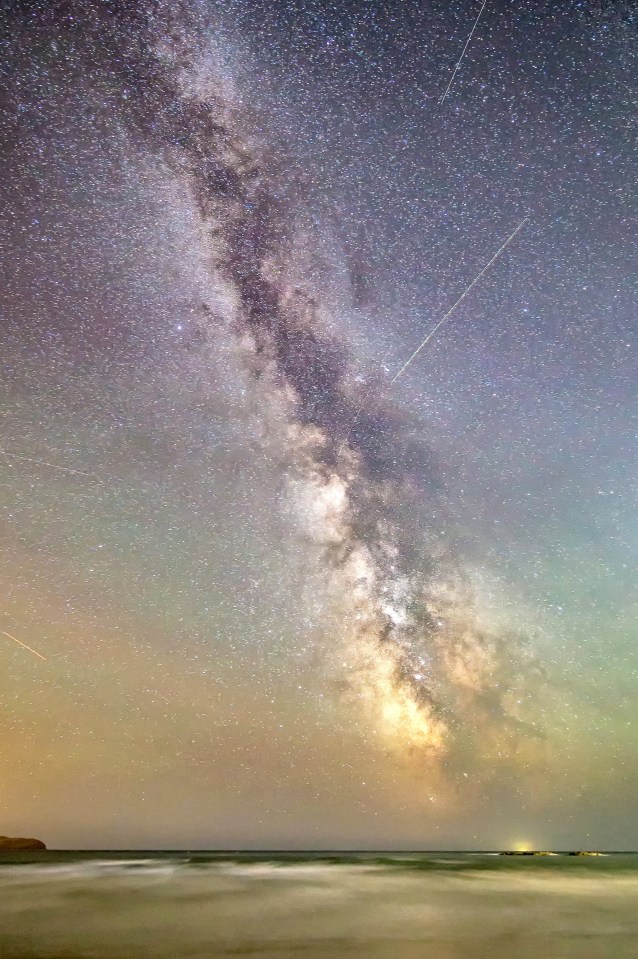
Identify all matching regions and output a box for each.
[514,841,532,853]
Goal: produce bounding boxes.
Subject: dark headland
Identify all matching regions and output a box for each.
[0,836,47,850]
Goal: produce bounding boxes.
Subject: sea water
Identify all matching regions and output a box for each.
[1,851,637,958]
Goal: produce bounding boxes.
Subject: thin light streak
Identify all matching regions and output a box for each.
[391,216,529,384]
[1,629,47,661]
[0,449,103,482]
[440,0,488,105]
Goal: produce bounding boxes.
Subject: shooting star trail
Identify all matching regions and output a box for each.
[337,216,529,456]
[1,630,47,661]
[391,216,528,384]
[440,0,488,105]
[0,450,103,482]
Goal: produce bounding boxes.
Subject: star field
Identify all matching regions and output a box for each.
[0,0,636,850]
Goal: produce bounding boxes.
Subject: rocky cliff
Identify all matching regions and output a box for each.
[0,836,47,850]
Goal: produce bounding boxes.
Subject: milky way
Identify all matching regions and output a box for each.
[57,0,553,764]
[1,0,637,848]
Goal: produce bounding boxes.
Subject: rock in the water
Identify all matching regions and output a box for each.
[500,850,556,856]
[0,836,47,850]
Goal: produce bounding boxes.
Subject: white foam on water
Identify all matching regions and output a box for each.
[1,859,637,958]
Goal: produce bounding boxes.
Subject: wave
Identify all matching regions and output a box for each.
[1,854,637,959]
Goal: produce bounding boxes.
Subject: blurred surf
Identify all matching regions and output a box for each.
[1,851,637,959]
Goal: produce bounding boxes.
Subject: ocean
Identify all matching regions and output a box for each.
[1,851,637,958]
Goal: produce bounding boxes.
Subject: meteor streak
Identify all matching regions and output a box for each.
[390,216,529,384]
[0,450,103,482]
[439,0,488,105]
[337,216,528,456]
[1,630,47,661]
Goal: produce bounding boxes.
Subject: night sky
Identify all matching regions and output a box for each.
[1,0,636,850]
